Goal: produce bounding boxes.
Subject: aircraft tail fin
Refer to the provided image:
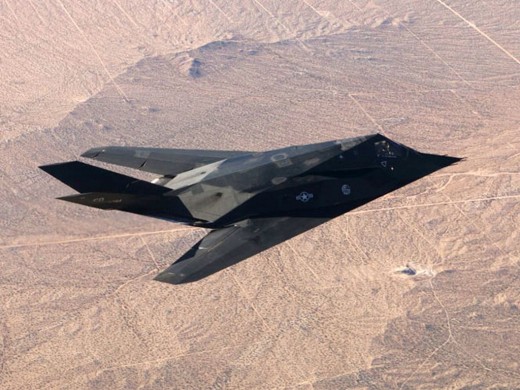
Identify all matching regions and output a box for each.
[40,161,197,222]
[58,192,155,210]
[57,192,195,222]
[39,161,169,195]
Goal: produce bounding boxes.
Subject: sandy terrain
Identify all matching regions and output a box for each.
[1,1,519,388]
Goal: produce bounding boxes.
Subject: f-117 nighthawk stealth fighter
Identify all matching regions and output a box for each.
[40,134,460,284]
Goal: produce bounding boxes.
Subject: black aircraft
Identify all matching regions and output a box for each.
[40,134,460,284]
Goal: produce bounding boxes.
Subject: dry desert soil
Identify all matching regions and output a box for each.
[0,1,519,389]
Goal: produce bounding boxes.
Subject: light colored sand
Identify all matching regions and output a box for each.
[0,1,519,388]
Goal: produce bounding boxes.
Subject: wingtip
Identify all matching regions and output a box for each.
[154,271,190,285]
[81,147,105,159]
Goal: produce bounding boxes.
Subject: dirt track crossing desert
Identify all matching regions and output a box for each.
[1,1,519,388]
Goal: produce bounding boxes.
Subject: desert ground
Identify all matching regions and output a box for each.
[1,1,519,388]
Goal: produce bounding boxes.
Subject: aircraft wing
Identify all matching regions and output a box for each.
[154,217,330,284]
[81,146,251,176]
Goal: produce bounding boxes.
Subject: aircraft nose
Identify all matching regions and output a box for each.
[418,153,463,169]
[389,151,463,181]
